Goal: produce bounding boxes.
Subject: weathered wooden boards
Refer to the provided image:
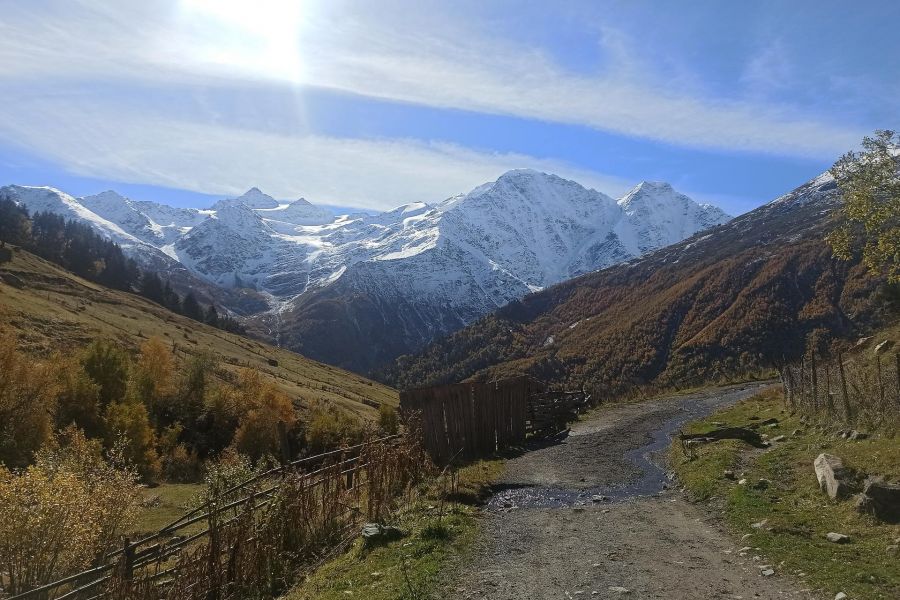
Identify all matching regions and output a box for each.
[400,377,541,463]
[401,377,590,463]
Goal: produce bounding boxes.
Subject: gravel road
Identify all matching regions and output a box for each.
[441,384,821,600]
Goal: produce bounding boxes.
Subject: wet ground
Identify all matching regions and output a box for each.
[441,383,821,600]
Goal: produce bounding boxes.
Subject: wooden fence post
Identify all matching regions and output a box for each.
[123,537,134,583]
[837,351,852,422]
[896,352,900,407]
[810,351,818,414]
[277,420,291,466]
[208,501,220,600]
[785,366,796,412]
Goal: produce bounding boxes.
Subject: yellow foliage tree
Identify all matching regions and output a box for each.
[55,356,102,437]
[132,336,176,421]
[0,329,57,468]
[231,369,296,461]
[104,400,161,483]
[829,130,900,282]
[0,429,140,595]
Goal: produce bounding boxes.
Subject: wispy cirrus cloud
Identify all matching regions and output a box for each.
[0,96,633,209]
[0,0,865,161]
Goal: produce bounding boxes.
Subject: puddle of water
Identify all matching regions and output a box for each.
[487,386,764,510]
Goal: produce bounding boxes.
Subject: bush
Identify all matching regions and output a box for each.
[378,404,399,435]
[304,402,366,455]
[163,442,203,483]
[0,429,141,595]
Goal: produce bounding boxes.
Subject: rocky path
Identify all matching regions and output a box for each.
[442,384,820,600]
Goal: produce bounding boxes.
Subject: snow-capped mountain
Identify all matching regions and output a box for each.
[0,170,730,372]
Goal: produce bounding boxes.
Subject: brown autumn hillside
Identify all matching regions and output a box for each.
[384,174,884,397]
[0,247,397,419]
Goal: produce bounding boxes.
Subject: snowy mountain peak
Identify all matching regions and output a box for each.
[229,187,279,209]
[618,181,680,209]
[4,173,733,372]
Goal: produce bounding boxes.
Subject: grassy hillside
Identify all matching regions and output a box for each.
[672,388,899,599]
[385,175,884,396]
[0,246,397,419]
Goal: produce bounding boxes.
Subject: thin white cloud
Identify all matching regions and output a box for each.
[0,98,633,210]
[0,0,864,160]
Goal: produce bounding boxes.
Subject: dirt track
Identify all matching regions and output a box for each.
[442,384,821,600]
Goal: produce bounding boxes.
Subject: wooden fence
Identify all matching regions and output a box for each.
[3,434,427,600]
[400,377,590,463]
[780,343,900,428]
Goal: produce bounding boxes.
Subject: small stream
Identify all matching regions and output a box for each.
[486,385,765,510]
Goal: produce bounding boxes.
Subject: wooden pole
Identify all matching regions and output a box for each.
[123,538,134,583]
[837,351,852,422]
[785,366,796,412]
[896,352,900,408]
[810,351,819,414]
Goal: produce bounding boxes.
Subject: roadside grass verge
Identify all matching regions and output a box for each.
[672,389,900,599]
[287,457,504,600]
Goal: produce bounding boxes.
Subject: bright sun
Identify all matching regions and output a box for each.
[178,0,309,83]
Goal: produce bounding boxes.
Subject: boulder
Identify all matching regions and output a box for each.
[814,453,852,500]
[825,532,850,544]
[855,477,900,523]
[361,523,406,548]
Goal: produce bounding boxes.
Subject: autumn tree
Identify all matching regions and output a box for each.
[231,369,296,462]
[132,336,176,425]
[82,340,129,407]
[829,130,900,282]
[0,330,57,467]
[0,429,140,594]
[55,357,102,438]
[104,400,161,483]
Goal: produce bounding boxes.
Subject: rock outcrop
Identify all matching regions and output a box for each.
[814,453,852,500]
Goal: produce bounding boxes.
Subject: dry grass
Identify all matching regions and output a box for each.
[0,248,397,420]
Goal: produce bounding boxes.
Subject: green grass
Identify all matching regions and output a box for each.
[134,483,205,535]
[672,389,900,600]
[287,457,503,600]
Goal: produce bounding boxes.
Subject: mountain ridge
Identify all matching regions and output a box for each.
[383,171,883,393]
[0,170,731,373]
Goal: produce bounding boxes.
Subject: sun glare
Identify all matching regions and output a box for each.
[178,0,309,83]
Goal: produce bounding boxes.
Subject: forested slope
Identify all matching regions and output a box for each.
[385,174,883,397]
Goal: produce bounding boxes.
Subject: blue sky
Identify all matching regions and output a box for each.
[0,0,896,214]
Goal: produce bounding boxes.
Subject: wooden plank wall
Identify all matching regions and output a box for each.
[400,376,542,463]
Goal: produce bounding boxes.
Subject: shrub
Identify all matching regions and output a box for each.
[304,402,366,455]
[163,442,203,483]
[0,429,140,595]
[378,403,399,435]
